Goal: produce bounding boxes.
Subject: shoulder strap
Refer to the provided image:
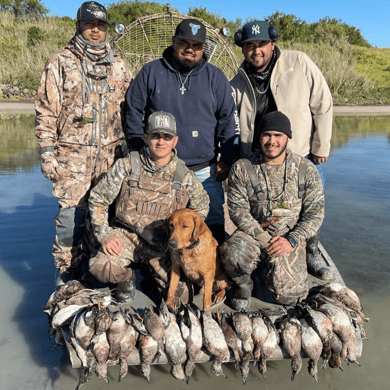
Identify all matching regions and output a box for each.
[129,151,141,182]
[298,157,308,199]
[172,158,186,190]
[242,158,264,200]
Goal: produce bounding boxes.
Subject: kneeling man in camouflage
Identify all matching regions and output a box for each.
[220,111,325,310]
[88,111,209,302]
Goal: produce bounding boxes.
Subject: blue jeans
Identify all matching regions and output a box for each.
[194,163,225,226]
[306,154,325,188]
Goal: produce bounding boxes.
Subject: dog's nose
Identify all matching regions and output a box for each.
[168,238,178,249]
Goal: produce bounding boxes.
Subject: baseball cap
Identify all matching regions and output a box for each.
[175,19,206,44]
[146,112,177,136]
[77,1,108,24]
[241,20,271,44]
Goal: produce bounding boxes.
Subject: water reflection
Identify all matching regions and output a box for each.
[0,114,389,390]
[0,115,38,172]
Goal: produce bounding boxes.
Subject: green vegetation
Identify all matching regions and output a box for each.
[0,3,389,105]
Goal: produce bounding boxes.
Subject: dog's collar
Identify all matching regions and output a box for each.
[184,239,200,250]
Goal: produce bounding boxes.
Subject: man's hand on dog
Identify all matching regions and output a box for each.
[266,236,293,258]
[103,237,122,256]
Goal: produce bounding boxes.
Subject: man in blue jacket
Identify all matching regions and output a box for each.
[123,19,239,244]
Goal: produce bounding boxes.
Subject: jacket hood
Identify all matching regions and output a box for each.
[162,45,208,76]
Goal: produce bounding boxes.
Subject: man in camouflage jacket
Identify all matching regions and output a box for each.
[88,111,209,302]
[220,111,324,309]
[35,2,132,276]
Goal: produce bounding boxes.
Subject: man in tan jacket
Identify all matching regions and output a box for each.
[230,20,333,280]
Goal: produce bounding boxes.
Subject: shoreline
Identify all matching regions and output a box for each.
[1,100,390,116]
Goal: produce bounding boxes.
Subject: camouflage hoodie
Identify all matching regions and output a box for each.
[35,35,131,149]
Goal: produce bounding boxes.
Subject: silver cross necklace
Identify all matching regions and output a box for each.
[178,69,194,94]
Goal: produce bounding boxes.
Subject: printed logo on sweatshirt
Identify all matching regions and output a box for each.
[192,131,199,137]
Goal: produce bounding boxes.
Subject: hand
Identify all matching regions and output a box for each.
[103,237,122,257]
[40,151,61,182]
[311,154,328,163]
[266,236,293,258]
[214,161,230,182]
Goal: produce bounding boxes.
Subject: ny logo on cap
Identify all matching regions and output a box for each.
[252,24,261,35]
[189,23,201,36]
[155,115,170,128]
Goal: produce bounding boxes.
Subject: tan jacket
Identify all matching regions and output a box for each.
[230,48,333,158]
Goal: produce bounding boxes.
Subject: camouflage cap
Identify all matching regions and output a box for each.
[175,19,206,44]
[146,111,177,136]
[77,1,108,24]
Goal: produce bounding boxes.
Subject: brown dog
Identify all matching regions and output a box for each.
[164,209,231,310]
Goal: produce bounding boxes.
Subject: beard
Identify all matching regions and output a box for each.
[173,52,202,73]
[261,140,288,160]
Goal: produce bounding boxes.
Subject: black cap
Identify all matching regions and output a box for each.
[175,19,206,44]
[77,1,108,24]
[259,111,292,139]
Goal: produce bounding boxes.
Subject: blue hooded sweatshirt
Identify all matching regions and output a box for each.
[123,46,239,168]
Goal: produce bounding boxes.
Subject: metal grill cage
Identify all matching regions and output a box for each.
[113,11,240,79]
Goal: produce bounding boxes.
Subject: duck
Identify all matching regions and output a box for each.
[300,317,323,382]
[117,313,138,382]
[177,304,203,382]
[106,310,127,361]
[309,282,369,322]
[142,306,166,362]
[215,310,243,365]
[297,301,333,369]
[258,321,280,380]
[250,309,274,366]
[138,333,159,383]
[70,306,98,390]
[278,313,302,381]
[202,311,230,378]
[328,332,344,371]
[164,310,187,382]
[312,297,357,363]
[231,311,254,384]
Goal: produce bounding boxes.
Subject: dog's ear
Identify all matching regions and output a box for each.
[191,214,208,241]
[164,212,174,233]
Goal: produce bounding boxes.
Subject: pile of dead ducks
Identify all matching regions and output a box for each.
[44,280,369,388]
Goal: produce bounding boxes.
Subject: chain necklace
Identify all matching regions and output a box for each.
[260,159,288,217]
[254,79,270,95]
[178,69,195,95]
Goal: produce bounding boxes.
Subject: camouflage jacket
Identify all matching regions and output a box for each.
[35,37,131,149]
[227,148,324,246]
[89,147,210,244]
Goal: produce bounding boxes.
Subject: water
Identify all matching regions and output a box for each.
[0,115,389,390]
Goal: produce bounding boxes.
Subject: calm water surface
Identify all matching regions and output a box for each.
[0,115,389,390]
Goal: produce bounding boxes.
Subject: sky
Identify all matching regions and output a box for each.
[42,0,390,48]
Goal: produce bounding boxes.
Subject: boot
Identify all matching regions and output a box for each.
[115,271,136,303]
[209,224,226,246]
[230,274,253,310]
[306,234,333,280]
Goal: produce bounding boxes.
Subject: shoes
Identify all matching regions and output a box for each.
[115,272,136,303]
[230,297,251,311]
[306,234,333,280]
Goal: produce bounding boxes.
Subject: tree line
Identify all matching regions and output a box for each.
[1,0,371,48]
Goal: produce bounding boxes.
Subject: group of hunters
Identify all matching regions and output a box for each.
[35,1,333,309]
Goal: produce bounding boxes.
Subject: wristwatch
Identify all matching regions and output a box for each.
[287,236,298,248]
